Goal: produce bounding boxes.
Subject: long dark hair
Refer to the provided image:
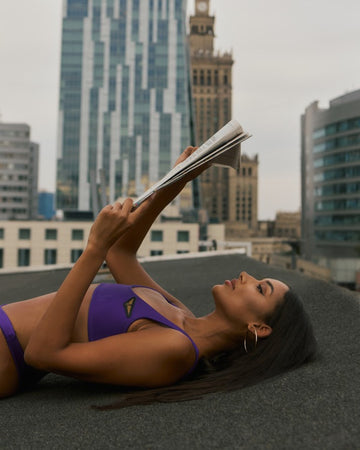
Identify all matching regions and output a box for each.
[93,289,317,410]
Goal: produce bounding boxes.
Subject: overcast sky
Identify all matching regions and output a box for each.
[0,0,359,219]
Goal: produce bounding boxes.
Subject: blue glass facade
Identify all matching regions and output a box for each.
[301,92,360,261]
[38,192,55,219]
[313,116,360,233]
[57,0,192,211]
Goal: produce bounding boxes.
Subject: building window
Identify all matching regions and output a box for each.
[193,69,198,85]
[19,228,31,240]
[44,249,57,265]
[45,229,58,240]
[200,70,204,86]
[71,249,83,263]
[150,250,163,256]
[0,228,3,239]
[176,250,189,254]
[72,229,84,240]
[151,230,163,242]
[18,248,30,267]
[177,230,189,242]
[0,248,3,268]
[248,167,252,176]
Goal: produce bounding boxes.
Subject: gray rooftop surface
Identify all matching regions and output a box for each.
[1,254,359,449]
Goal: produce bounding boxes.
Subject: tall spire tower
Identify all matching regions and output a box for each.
[189,0,258,233]
[190,0,213,53]
[189,0,233,223]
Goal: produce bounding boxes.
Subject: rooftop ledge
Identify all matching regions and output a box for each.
[1,252,359,449]
[0,249,246,275]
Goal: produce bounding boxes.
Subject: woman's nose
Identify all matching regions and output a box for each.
[239,272,258,284]
[239,271,247,282]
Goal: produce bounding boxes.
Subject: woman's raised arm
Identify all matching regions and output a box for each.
[104,146,208,291]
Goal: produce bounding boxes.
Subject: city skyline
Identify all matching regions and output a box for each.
[1,0,359,219]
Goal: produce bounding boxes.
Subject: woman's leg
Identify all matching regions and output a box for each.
[0,328,20,398]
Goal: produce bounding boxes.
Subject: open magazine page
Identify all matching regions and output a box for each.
[133,119,251,207]
[172,119,243,169]
[157,134,248,188]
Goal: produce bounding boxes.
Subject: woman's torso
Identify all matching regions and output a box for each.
[2,283,191,351]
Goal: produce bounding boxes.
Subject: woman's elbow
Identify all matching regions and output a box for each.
[24,346,50,371]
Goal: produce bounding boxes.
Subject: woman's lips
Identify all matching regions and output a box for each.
[225,279,235,289]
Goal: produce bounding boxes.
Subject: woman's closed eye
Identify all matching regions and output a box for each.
[257,284,264,295]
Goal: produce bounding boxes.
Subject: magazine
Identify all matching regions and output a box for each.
[133,119,251,208]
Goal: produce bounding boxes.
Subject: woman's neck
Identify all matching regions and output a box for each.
[183,310,244,359]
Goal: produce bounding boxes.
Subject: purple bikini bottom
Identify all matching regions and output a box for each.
[0,306,46,387]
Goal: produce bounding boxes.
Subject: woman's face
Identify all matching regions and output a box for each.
[212,271,289,330]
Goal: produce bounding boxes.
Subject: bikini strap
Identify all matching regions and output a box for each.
[130,288,200,375]
[0,306,27,374]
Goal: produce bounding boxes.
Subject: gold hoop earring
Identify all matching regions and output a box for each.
[253,328,258,348]
[244,328,258,353]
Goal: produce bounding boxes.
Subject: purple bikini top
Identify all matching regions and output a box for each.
[87,284,199,375]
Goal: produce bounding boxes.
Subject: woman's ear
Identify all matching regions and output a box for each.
[248,323,272,338]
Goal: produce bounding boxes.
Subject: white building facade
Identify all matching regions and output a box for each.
[0,220,224,270]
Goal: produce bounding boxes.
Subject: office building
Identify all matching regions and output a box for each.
[0,218,224,269]
[0,123,39,220]
[189,0,258,232]
[57,0,192,212]
[301,89,360,287]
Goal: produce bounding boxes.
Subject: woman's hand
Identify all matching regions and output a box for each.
[173,146,198,166]
[87,198,151,254]
[173,146,211,183]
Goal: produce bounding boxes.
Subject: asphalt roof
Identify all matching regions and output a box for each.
[1,253,359,449]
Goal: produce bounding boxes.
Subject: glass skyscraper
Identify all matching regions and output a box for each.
[301,90,360,288]
[57,0,192,211]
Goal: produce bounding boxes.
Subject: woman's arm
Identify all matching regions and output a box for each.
[24,199,151,368]
[25,322,195,387]
[24,199,196,386]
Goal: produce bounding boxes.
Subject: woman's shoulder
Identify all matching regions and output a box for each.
[128,325,198,384]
